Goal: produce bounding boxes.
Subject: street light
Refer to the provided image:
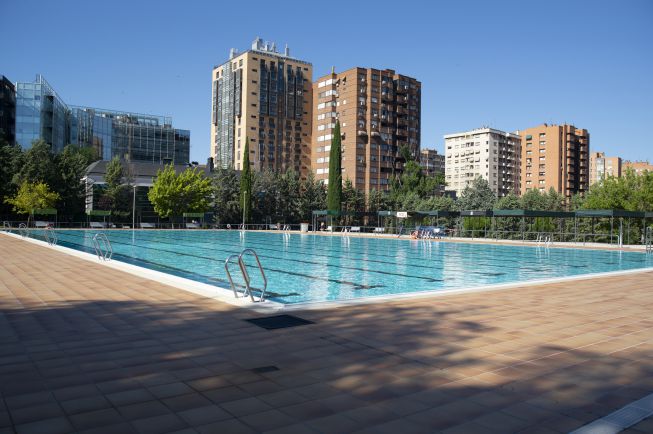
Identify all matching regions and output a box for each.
[132,184,137,230]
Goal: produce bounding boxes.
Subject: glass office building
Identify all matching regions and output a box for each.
[69,107,190,164]
[12,75,190,164]
[15,75,68,152]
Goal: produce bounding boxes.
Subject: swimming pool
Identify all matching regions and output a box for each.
[19,229,653,304]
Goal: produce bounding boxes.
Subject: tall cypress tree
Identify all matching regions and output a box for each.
[240,141,252,224]
[326,120,342,213]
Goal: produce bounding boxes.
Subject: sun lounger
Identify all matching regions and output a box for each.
[185,223,201,229]
[34,221,51,228]
[373,227,384,234]
[90,222,106,229]
[140,222,156,229]
[350,226,361,233]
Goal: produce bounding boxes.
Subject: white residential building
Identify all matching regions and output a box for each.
[444,127,521,197]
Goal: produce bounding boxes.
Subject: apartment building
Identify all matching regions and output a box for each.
[444,127,521,197]
[311,67,421,192]
[519,124,589,198]
[420,148,445,177]
[211,38,312,177]
[589,152,621,185]
[623,160,653,175]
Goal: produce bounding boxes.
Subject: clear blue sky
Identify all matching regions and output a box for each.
[2,0,652,163]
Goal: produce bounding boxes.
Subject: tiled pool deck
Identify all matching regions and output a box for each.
[1,234,652,434]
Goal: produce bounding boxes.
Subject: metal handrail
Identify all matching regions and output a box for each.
[224,254,247,298]
[238,249,268,302]
[646,227,653,254]
[92,233,113,261]
[18,223,28,238]
[223,249,268,302]
[44,226,58,246]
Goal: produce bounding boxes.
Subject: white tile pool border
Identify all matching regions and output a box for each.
[3,230,652,312]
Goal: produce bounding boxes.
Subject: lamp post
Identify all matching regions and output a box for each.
[132,184,136,229]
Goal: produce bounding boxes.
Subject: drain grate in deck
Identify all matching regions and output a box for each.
[245,314,314,330]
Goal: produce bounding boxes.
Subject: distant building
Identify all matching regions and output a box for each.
[83,160,209,220]
[444,127,521,197]
[12,74,190,164]
[312,67,421,193]
[211,38,312,176]
[69,106,189,164]
[623,160,653,175]
[519,124,589,198]
[0,75,16,145]
[589,152,621,185]
[420,148,445,177]
[15,75,68,152]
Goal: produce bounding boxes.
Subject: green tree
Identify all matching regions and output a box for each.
[56,145,98,220]
[367,189,390,213]
[104,156,124,189]
[520,189,547,210]
[148,165,212,225]
[456,177,496,210]
[240,141,253,224]
[100,156,132,217]
[212,167,241,224]
[15,139,59,187]
[0,139,24,216]
[5,181,60,225]
[326,120,342,213]
[390,146,444,202]
[298,172,326,222]
[496,193,521,210]
[342,179,365,225]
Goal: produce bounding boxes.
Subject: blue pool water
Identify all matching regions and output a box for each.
[22,230,653,304]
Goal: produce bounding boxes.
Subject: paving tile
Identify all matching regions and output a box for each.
[78,422,138,434]
[177,405,231,426]
[201,386,250,404]
[70,408,126,430]
[148,382,194,399]
[163,393,213,412]
[239,409,296,431]
[60,395,112,415]
[14,416,74,434]
[187,376,230,392]
[131,413,188,434]
[106,388,155,406]
[117,400,172,420]
[196,418,257,434]
[220,396,273,417]
[10,402,64,425]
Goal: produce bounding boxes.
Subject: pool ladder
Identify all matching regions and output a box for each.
[44,226,58,246]
[646,227,653,254]
[224,249,268,302]
[92,233,113,261]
